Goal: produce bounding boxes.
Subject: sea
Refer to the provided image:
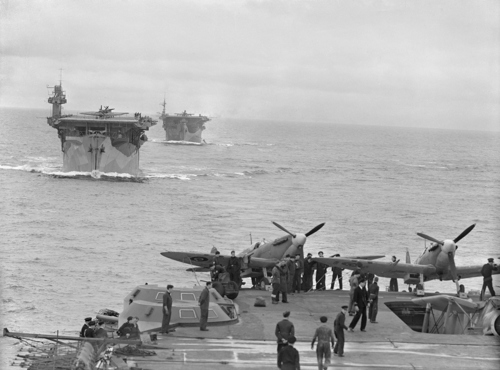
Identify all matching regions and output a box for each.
[1,106,499,366]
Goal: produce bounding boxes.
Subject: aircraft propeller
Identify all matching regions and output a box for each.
[416,232,442,246]
[305,223,325,237]
[448,251,458,281]
[271,221,325,238]
[272,222,295,237]
[453,223,475,243]
[417,224,476,282]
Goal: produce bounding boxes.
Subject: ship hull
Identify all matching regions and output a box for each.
[62,135,143,176]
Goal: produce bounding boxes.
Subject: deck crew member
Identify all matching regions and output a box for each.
[286,254,296,294]
[302,253,314,291]
[329,254,343,290]
[368,276,380,323]
[213,250,223,270]
[334,306,349,357]
[79,317,92,337]
[366,272,375,290]
[84,321,96,338]
[277,335,300,370]
[293,254,303,293]
[275,311,295,353]
[128,317,141,339]
[161,284,174,334]
[94,321,108,338]
[272,261,285,304]
[480,258,498,300]
[348,280,369,332]
[315,251,328,291]
[116,316,135,339]
[226,251,241,287]
[311,316,335,370]
[389,256,399,292]
[198,281,211,331]
[348,271,361,316]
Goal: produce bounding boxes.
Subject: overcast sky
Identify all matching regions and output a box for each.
[1,0,498,131]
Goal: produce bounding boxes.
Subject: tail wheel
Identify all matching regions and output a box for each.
[259,277,270,290]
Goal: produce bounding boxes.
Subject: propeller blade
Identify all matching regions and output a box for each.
[417,233,443,245]
[305,223,326,237]
[448,252,458,281]
[272,222,295,237]
[453,224,476,243]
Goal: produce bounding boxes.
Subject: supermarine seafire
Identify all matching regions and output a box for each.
[46,82,156,176]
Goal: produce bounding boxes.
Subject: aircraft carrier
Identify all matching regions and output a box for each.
[159,99,210,144]
[5,288,499,369]
[46,82,156,176]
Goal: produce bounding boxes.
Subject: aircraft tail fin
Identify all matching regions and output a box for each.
[210,246,218,254]
[406,248,411,264]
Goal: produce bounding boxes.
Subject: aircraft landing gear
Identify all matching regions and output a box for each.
[258,277,270,290]
[416,274,425,296]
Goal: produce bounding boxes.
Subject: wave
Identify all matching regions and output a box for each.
[6,305,36,313]
[242,169,269,176]
[0,165,148,182]
[145,173,194,180]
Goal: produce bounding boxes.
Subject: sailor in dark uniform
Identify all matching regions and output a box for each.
[84,321,96,337]
[79,317,92,337]
[116,316,135,338]
[94,321,108,338]
[226,251,241,286]
[161,284,174,334]
[275,311,295,353]
[277,335,300,370]
[334,305,349,356]
[480,258,498,300]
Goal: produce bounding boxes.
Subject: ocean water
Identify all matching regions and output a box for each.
[1,107,499,365]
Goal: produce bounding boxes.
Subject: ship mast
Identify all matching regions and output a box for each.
[160,96,166,117]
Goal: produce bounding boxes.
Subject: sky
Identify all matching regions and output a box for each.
[0,0,499,131]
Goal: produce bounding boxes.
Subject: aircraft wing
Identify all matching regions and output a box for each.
[412,295,480,314]
[455,265,500,280]
[312,257,436,279]
[161,251,230,269]
[341,255,385,260]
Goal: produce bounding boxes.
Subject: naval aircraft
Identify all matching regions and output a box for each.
[162,222,325,288]
[313,224,500,295]
[161,221,384,289]
[80,105,127,118]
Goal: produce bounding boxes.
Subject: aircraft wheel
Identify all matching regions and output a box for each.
[225,281,239,300]
[259,277,270,290]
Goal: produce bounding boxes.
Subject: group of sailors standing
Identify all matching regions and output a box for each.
[79,318,108,338]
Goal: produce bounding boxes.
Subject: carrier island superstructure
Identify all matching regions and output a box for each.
[159,99,210,143]
[47,83,156,176]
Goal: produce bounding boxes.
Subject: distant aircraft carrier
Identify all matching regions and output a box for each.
[159,99,210,144]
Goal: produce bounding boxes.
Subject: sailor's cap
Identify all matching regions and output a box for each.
[85,317,92,322]
[488,258,494,262]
